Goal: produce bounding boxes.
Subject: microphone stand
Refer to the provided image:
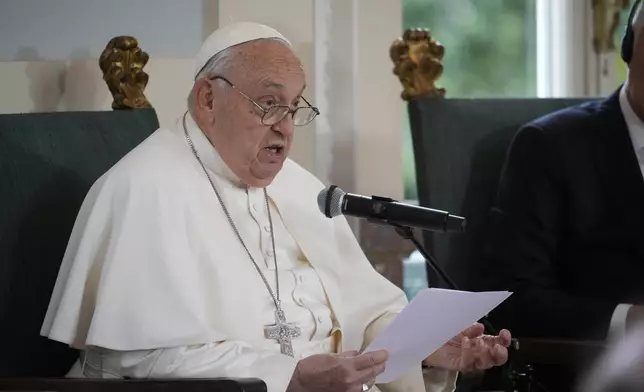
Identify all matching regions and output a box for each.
[391,224,535,392]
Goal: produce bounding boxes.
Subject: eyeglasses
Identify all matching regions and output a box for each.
[211,76,320,127]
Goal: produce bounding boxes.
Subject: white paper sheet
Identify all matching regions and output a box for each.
[364,288,512,383]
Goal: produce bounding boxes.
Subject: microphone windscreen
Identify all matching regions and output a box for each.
[317,186,346,218]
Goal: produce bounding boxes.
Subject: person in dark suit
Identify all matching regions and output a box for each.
[483,0,644,349]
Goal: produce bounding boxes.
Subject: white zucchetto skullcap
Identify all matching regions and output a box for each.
[194,22,291,79]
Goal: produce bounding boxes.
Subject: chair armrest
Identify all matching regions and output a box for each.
[516,338,606,367]
[0,377,266,392]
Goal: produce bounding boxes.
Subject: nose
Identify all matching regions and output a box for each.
[271,112,295,137]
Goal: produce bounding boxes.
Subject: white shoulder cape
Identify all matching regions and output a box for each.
[40,122,455,392]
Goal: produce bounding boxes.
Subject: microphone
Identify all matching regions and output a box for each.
[316,185,465,233]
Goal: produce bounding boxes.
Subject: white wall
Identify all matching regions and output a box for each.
[0,0,215,129]
[309,0,404,200]
[0,59,195,129]
[354,0,404,199]
[0,0,209,61]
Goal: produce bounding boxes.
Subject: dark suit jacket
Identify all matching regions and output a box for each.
[483,87,644,341]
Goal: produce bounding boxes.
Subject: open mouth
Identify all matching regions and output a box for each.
[264,144,285,154]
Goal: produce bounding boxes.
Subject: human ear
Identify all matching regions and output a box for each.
[195,79,215,111]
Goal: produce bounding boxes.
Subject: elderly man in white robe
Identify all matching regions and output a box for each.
[41,22,512,392]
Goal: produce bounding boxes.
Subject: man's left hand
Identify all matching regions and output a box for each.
[423,323,511,372]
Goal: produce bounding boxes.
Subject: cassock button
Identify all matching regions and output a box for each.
[264,225,271,232]
[317,315,324,323]
[267,250,274,257]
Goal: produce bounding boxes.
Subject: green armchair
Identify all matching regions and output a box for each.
[0,109,265,392]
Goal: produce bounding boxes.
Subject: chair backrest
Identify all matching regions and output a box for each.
[408,97,594,290]
[0,109,160,377]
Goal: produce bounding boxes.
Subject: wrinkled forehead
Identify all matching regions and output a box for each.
[230,40,306,94]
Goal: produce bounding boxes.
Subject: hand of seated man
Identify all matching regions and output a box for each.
[423,323,512,372]
[287,350,388,392]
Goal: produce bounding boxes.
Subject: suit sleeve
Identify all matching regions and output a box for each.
[484,125,618,340]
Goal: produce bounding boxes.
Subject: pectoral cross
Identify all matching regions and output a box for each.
[264,308,301,357]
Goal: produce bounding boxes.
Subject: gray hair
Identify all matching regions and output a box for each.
[187,37,290,112]
[187,46,235,111]
[576,324,644,392]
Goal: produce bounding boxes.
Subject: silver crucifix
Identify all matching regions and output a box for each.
[264,308,301,357]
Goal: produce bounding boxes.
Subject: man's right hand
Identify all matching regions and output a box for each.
[286,350,388,392]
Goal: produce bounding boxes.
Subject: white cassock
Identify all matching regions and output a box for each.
[40,112,457,392]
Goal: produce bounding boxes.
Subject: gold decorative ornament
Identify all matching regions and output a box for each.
[390,28,445,101]
[592,0,631,54]
[99,36,153,109]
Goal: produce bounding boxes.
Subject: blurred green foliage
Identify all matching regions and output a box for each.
[616,6,633,83]
[402,0,537,200]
